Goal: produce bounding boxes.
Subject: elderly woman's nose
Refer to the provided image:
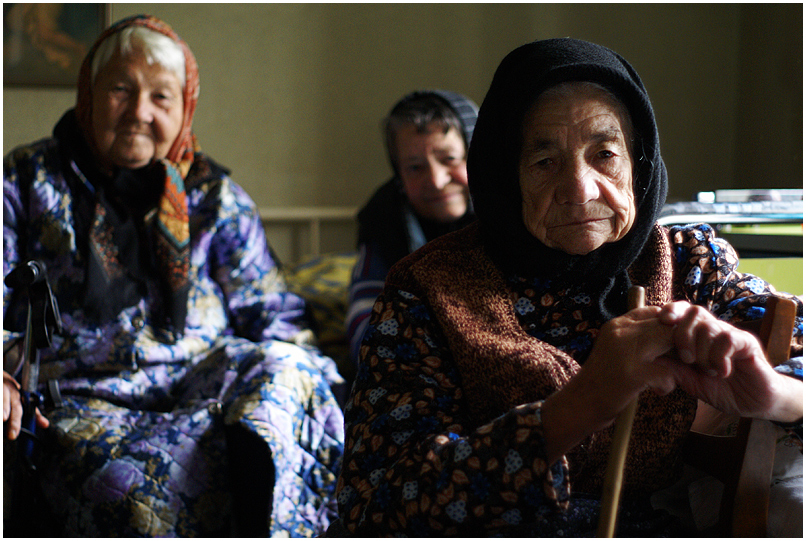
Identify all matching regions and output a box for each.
[128,92,155,123]
[556,161,600,203]
[426,164,452,190]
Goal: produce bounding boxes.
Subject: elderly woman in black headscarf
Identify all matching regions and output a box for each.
[332,38,803,536]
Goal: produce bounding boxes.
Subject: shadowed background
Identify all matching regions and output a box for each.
[4,3,802,260]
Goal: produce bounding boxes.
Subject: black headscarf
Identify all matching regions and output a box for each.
[357,90,479,269]
[467,38,668,319]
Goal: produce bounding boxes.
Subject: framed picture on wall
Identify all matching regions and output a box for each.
[3,3,109,87]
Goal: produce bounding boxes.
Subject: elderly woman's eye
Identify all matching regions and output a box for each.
[536,158,554,167]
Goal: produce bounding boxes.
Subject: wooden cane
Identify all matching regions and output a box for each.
[596,285,645,538]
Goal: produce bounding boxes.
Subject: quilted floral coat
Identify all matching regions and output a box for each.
[3,132,345,537]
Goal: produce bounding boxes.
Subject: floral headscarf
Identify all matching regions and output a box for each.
[75,14,200,171]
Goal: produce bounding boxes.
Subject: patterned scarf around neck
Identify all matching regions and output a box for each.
[74,15,200,336]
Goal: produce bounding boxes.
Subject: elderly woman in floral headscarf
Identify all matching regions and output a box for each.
[332,38,802,537]
[3,15,344,536]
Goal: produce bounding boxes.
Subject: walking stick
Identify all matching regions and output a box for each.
[4,260,62,535]
[596,285,645,538]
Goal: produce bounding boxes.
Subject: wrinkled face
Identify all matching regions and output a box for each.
[91,49,184,171]
[518,83,636,255]
[397,123,469,223]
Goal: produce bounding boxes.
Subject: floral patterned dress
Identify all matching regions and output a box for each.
[334,223,802,536]
[3,137,344,537]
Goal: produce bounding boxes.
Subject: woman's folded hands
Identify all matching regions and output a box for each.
[542,301,802,463]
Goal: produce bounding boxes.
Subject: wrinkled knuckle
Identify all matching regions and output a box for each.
[690,304,711,319]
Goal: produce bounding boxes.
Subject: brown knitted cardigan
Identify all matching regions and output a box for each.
[385,221,697,495]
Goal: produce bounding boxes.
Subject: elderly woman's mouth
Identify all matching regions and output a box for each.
[427,191,464,203]
[120,129,152,138]
[551,217,612,228]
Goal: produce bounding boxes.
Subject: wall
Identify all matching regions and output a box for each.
[735,4,803,190]
[4,4,802,261]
